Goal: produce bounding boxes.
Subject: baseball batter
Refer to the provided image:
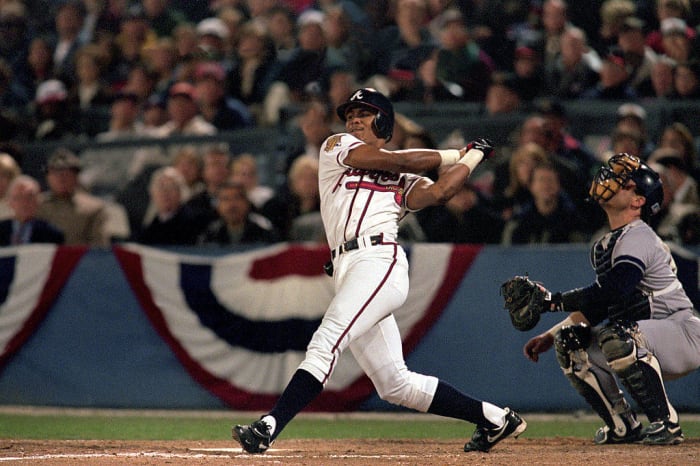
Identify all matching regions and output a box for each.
[519,153,700,445]
[233,88,526,454]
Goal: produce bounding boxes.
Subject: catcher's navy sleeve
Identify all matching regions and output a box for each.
[561,262,644,325]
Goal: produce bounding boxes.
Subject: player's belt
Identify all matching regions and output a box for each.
[331,234,383,259]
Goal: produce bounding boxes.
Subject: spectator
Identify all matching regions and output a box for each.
[581,45,637,99]
[37,148,109,247]
[541,0,571,72]
[0,152,21,220]
[0,2,31,95]
[142,93,168,130]
[172,146,205,199]
[484,72,522,115]
[669,59,700,99]
[324,3,374,83]
[0,175,64,246]
[121,63,157,106]
[142,37,179,97]
[69,44,113,112]
[263,9,344,124]
[184,144,232,231]
[51,1,86,87]
[326,67,359,130]
[142,0,187,38]
[78,90,149,198]
[30,79,80,140]
[617,16,659,97]
[151,81,217,137]
[26,36,55,96]
[279,98,334,177]
[369,0,438,101]
[647,151,699,243]
[230,153,275,210]
[193,61,254,131]
[657,121,698,178]
[266,5,297,62]
[646,0,695,54]
[111,5,157,86]
[433,8,495,102]
[195,16,231,63]
[598,0,636,51]
[544,25,601,98]
[491,141,550,222]
[418,180,504,244]
[261,154,320,241]
[650,54,677,98]
[197,180,279,245]
[227,19,277,122]
[512,46,545,102]
[614,102,654,158]
[502,161,588,245]
[135,166,199,245]
[659,17,696,63]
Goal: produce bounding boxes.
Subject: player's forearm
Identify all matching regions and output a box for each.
[384,148,459,173]
[545,312,590,337]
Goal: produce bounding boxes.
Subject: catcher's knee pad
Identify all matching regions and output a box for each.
[597,322,637,371]
[554,324,592,370]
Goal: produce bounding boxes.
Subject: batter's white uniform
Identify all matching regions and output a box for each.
[297,133,439,411]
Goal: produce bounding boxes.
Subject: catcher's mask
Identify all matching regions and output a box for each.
[336,88,394,142]
[589,152,663,220]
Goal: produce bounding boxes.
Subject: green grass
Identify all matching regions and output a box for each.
[1,413,700,441]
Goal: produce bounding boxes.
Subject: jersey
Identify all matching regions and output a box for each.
[318,133,427,249]
[591,219,694,320]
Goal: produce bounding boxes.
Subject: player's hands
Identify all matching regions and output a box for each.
[466,138,495,162]
[523,333,554,362]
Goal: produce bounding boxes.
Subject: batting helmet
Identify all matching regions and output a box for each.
[589,153,663,220]
[336,88,394,142]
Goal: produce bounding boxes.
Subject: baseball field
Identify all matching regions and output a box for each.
[1,407,699,465]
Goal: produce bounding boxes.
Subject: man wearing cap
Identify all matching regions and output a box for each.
[194,61,253,131]
[196,17,230,61]
[37,148,109,247]
[581,46,637,99]
[151,81,217,137]
[659,17,696,63]
[617,16,659,97]
[31,78,79,140]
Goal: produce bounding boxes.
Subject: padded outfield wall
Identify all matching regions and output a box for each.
[0,243,698,412]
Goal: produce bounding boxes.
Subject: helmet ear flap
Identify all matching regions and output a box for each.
[372,111,393,142]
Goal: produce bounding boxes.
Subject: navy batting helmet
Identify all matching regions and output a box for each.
[589,153,663,220]
[336,88,394,142]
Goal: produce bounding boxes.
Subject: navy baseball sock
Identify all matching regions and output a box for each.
[427,380,497,429]
[268,369,323,440]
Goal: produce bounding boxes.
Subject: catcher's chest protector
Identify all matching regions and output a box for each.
[593,228,650,322]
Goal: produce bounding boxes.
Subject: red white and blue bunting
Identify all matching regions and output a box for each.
[0,245,87,369]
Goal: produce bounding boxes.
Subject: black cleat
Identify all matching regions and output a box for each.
[640,420,684,445]
[232,419,273,453]
[593,423,642,445]
[464,408,527,452]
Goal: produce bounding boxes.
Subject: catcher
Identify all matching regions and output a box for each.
[501,153,700,445]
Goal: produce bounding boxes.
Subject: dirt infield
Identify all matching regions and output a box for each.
[2,437,699,465]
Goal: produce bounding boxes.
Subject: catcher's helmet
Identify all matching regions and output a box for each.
[336,88,394,142]
[589,152,663,220]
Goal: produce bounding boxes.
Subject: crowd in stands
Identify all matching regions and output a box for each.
[0,0,699,249]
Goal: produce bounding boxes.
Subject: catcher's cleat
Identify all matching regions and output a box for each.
[464,408,527,453]
[232,419,273,453]
[593,423,642,445]
[640,420,684,445]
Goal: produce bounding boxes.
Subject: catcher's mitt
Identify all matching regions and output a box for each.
[500,276,551,331]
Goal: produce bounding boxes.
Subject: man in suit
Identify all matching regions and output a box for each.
[0,175,64,246]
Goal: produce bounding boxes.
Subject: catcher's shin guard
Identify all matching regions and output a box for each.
[554,325,639,438]
[599,322,676,424]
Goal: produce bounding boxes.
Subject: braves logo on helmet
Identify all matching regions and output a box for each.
[336,88,395,142]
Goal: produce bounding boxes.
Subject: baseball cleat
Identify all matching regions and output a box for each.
[593,423,642,445]
[232,419,273,453]
[640,420,684,445]
[464,408,527,452]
